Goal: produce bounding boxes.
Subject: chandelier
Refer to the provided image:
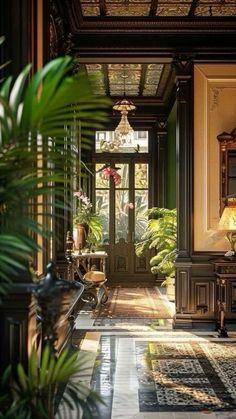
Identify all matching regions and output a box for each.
[112,70,136,145]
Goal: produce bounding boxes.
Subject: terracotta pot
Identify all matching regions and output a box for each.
[76,223,88,250]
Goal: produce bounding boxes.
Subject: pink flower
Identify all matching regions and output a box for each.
[127,202,134,209]
[125,202,134,209]
[74,191,82,197]
[102,166,121,185]
[73,191,92,208]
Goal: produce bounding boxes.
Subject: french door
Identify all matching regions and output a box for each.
[94,156,153,281]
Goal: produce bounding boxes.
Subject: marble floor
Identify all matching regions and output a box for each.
[73,287,236,419]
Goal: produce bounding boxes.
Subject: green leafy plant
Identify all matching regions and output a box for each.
[0,345,103,419]
[0,45,110,295]
[73,191,103,244]
[135,207,177,279]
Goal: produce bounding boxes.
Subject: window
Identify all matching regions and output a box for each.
[95,130,149,153]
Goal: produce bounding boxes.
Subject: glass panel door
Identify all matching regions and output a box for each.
[95,157,152,280]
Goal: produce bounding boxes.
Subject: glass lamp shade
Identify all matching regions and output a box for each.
[218,199,236,255]
[112,96,136,113]
[218,204,236,231]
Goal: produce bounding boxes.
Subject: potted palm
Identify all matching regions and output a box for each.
[0,37,110,417]
[135,207,177,301]
[0,39,109,295]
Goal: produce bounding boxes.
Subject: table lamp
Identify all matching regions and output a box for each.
[218,197,236,256]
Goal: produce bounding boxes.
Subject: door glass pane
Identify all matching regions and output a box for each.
[115,190,129,242]
[115,163,129,189]
[96,189,109,244]
[95,163,110,188]
[135,163,148,188]
[135,190,148,241]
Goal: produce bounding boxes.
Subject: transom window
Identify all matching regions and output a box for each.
[95,131,149,153]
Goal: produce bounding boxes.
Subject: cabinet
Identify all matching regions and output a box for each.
[217,128,236,213]
[211,258,236,337]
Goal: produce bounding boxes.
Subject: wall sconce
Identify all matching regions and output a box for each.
[218,197,236,256]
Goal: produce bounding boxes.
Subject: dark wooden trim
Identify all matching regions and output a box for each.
[149,0,158,17]
[188,0,200,17]
[102,63,110,96]
[174,57,193,261]
[156,120,168,208]
[139,64,147,95]
[71,17,236,33]
[99,0,107,17]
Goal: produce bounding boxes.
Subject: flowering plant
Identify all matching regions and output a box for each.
[73,191,102,243]
[102,165,121,186]
[73,191,93,224]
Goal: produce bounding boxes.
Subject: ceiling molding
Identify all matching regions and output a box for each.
[72,17,236,34]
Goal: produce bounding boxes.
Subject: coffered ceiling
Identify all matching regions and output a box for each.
[52,0,236,122]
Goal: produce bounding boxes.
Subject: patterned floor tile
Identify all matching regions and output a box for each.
[136,340,236,412]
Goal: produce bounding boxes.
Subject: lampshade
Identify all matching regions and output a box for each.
[218,199,236,231]
[218,198,236,256]
[112,97,136,113]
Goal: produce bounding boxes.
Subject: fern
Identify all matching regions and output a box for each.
[135,207,177,277]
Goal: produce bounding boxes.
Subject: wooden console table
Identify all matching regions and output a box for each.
[67,251,109,308]
[211,257,236,338]
[71,250,108,280]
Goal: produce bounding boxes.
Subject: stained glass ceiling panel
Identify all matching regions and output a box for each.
[80,0,236,17]
[84,63,165,97]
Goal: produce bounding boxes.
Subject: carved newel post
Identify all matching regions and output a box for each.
[33,261,84,355]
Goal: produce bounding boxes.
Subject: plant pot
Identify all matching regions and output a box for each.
[76,223,88,250]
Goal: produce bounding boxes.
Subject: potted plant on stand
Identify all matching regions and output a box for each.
[73,191,103,252]
[135,207,177,301]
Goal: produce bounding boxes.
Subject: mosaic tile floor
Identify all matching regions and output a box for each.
[74,287,236,419]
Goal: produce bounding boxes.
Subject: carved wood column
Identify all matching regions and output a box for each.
[173,56,194,322]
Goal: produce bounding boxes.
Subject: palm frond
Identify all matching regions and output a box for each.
[0,345,103,419]
[0,56,110,293]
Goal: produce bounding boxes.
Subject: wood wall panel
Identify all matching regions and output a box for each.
[194,64,236,252]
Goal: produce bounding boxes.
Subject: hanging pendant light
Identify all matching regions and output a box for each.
[112,68,136,145]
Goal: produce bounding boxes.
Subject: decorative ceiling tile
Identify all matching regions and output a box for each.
[86,64,103,71]
[106,5,150,16]
[159,0,190,2]
[80,0,100,17]
[143,85,158,96]
[143,64,164,96]
[156,6,191,16]
[108,63,141,96]
[106,0,151,16]
[85,64,106,95]
[196,5,236,16]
